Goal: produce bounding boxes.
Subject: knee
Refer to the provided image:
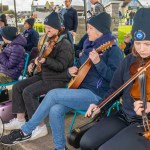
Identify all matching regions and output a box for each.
[98,144,108,150]
[22,87,32,98]
[12,82,22,93]
[49,105,65,118]
[80,133,96,150]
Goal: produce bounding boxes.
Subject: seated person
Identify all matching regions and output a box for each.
[0,14,8,50]
[3,12,74,141]
[22,18,39,54]
[124,33,133,56]
[80,8,150,150]
[0,26,26,84]
[74,33,88,58]
[1,12,124,149]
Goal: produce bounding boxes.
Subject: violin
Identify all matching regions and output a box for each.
[91,58,150,140]
[130,58,150,140]
[130,58,150,101]
[34,28,64,73]
[35,34,59,73]
[31,30,62,76]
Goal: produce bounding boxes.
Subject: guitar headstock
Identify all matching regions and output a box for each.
[96,40,115,53]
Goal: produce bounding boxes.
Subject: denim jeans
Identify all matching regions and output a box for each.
[21,88,101,150]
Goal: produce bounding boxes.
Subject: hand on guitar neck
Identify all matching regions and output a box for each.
[89,50,100,64]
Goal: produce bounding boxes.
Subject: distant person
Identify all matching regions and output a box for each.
[59,0,78,42]
[124,33,133,56]
[129,10,135,25]
[125,10,130,25]
[90,0,105,16]
[22,18,39,54]
[0,14,8,49]
[86,0,92,19]
[74,34,88,58]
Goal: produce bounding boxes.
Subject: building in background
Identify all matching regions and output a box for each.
[0,3,9,12]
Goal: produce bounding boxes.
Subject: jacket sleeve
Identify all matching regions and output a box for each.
[25,31,39,52]
[73,9,78,32]
[100,60,125,112]
[43,39,74,72]
[0,46,24,69]
[95,46,124,82]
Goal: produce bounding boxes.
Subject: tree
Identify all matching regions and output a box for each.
[3,9,15,15]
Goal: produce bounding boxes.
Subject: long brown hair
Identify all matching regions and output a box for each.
[132,45,140,57]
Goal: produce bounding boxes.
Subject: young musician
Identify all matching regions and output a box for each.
[80,8,150,150]
[0,26,26,83]
[1,12,123,149]
[22,18,39,53]
[3,12,74,140]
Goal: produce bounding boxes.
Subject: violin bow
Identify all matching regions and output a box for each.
[91,60,150,118]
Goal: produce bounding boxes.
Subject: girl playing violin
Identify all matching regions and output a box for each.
[80,8,150,150]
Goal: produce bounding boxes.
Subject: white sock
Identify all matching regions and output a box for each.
[17,118,25,122]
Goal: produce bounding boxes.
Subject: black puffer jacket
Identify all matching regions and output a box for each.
[41,35,74,82]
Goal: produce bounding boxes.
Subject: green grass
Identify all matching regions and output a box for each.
[34,23,45,33]
[118,25,132,44]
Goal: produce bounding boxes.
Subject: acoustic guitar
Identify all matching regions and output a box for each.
[68,40,115,89]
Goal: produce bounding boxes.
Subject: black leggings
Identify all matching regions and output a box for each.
[80,112,150,150]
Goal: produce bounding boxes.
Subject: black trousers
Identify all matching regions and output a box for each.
[80,111,150,150]
[12,75,66,119]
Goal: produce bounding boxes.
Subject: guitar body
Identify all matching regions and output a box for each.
[68,59,91,89]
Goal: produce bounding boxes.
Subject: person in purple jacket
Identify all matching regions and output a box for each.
[0,26,26,84]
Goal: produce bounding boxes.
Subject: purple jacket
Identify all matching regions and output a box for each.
[0,34,27,80]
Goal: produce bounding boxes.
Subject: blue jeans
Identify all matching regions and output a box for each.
[21,88,101,150]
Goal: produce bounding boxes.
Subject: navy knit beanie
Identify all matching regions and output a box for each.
[44,12,61,30]
[131,8,150,41]
[25,18,35,27]
[1,26,17,41]
[88,12,111,34]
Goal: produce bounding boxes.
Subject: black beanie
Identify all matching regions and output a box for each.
[1,26,17,41]
[88,12,111,34]
[25,18,35,27]
[44,12,61,30]
[0,14,7,26]
[131,8,150,41]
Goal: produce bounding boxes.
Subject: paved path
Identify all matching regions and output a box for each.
[1,112,90,150]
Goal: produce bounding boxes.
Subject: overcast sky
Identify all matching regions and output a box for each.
[2,0,150,11]
[2,0,83,11]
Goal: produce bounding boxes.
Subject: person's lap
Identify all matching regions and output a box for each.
[99,123,150,150]
[80,113,128,150]
[44,88,101,111]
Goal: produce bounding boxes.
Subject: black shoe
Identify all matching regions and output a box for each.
[0,129,31,145]
[65,146,69,150]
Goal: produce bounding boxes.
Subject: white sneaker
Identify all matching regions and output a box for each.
[4,118,25,130]
[29,125,48,141]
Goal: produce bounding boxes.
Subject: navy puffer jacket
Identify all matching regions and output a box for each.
[0,34,27,80]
